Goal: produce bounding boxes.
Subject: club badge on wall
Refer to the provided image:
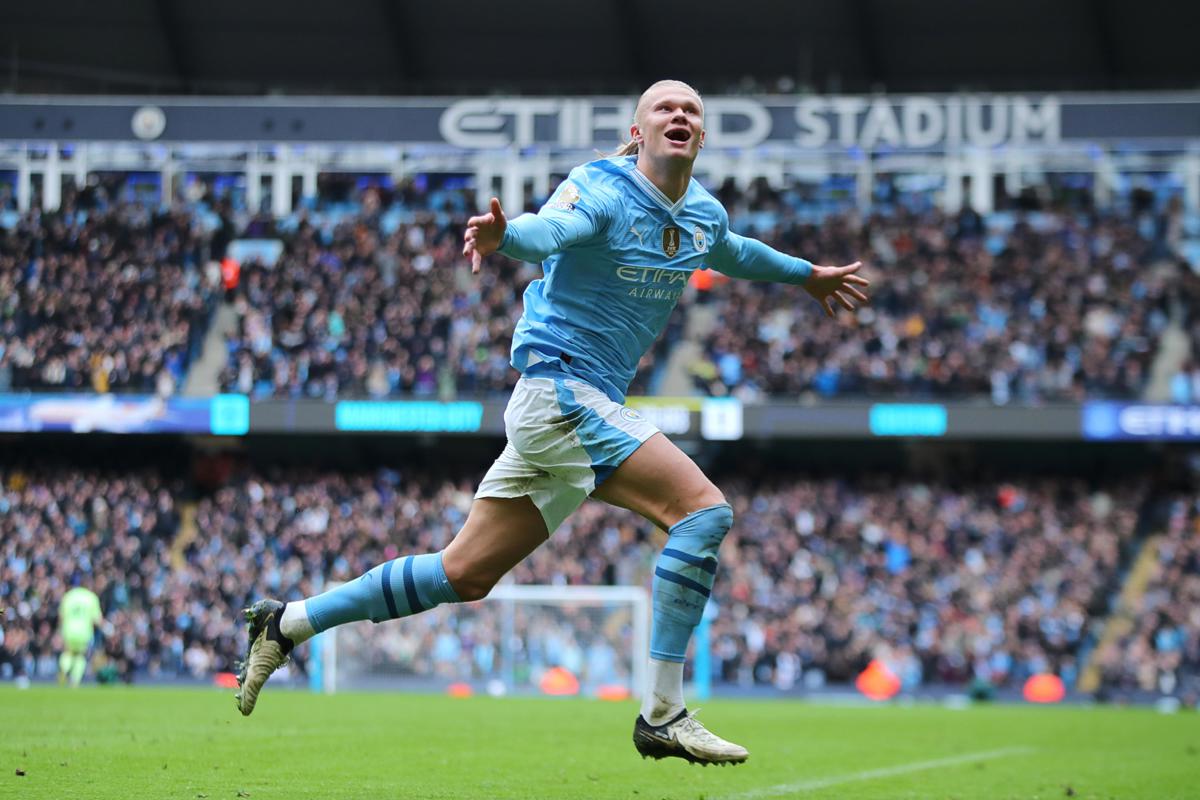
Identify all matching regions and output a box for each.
[662,226,681,257]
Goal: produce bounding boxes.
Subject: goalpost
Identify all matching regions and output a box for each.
[320,584,650,698]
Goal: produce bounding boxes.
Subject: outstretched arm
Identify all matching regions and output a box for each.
[463,194,606,272]
[708,230,870,318]
[707,230,813,284]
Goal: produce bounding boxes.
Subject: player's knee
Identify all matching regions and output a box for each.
[695,484,728,512]
[450,578,494,603]
[703,502,734,543]
[441,552,497,602]
[667,502,733,556]
[661,484,726,528]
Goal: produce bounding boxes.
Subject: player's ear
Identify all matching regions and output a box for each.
[698,129,706,149]
[630,122,643,145]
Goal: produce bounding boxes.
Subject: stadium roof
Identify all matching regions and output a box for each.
[3,0,1199,96]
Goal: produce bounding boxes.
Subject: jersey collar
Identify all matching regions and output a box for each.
[626,161,690,216]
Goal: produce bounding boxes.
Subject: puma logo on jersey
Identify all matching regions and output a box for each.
[629,224,646,246]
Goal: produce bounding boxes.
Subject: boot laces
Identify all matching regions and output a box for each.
[676,709,725,746]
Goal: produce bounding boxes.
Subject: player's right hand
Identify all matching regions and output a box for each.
[463,197,508,274]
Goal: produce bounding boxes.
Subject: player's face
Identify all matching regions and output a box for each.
[633,87,705,163]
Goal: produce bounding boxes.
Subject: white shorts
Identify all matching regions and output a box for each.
[476,372,659,533]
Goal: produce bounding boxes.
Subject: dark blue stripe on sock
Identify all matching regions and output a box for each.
[403,556,426,614]
[662,548,718,575]
[380,560,400,619]
[655,566,711,598]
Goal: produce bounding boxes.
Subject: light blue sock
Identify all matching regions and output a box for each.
[306,552,461,633]
[651,504,733,662]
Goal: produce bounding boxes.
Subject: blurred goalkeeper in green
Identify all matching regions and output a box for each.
[58,580,104,688]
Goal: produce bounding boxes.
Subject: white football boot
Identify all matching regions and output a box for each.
[632,709,749,765]
[235,599,294,716]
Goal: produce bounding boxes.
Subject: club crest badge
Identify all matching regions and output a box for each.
[662,226,681,257]
[693,226,707,253]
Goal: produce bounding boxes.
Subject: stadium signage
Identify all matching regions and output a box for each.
[211,394,251,436]
[628,405,692,436]
[440,98,636,149]
[868,404,948,437]
[438,95,1060,150]
[334,401,485,433]
[624,397,702,436]
[4,93,1197,148]
[792,95,1058,150]
[1082,402,1200,440]
[0,393,1178,440]
[0,394,215,434]
[700,398,744,441]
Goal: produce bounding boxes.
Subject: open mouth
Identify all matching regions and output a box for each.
[665,129,692,144]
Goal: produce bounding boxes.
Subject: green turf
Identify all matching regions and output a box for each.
[1,686,1196,799]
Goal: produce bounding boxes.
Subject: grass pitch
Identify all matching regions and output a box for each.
[2,687,1196,799]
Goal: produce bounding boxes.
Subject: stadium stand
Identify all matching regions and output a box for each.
[0,198,218,395]
[690,206,1177,402]
[1093,495,1200,703]
[1,177,1185,403]
[0,163,1194,708]
[0,463,1158,698]
[202,184,1181,403]
[217,199,528,400]
[214,180,680,399]
[0,467,186,681]
[709,475,1143,692]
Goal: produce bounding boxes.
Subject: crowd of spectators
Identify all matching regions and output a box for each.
[0,467,185,681]
[710,475,1141,693]
[1167,266,1200,404]
[0,197,217,395]
[219,186,528,400]
[218,184,675,400]
[0,175,1185,404]
[0,462,1156,699]
[1093,495,1200,704]
[690,185,1178,402]
[217,180,1182,404]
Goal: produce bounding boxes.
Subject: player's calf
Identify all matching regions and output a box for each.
[650,503,732,663]
[643,504,734,725]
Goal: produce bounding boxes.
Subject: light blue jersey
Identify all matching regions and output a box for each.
[499,155,812,402]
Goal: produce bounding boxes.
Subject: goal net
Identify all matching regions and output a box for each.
[319,584,649,698]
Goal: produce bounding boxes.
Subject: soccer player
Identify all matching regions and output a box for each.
[58,580,104,688]
[236,79,868,765]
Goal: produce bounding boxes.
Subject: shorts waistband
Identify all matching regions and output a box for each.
[521,353,625,404]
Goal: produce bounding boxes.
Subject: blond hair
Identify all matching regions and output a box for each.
[608,79,704,157]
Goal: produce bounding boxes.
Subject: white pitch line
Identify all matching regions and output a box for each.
[720,746,1036,799]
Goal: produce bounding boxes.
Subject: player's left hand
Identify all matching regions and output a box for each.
[803,261,870,318]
